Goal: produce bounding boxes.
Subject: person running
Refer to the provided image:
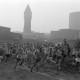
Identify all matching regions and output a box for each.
[4,43,11,63]
[0,45,5,62]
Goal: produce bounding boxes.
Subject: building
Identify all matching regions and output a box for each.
[23,4,33,39]
[23,4,40,40]
[10,32,22,40]
[0,26,22,40]
[50,12,80,40]
[23,4,32,33]
[0,26,11,40]
[51,29,80,40]
[23,5,80,40]
[69,12,80,30]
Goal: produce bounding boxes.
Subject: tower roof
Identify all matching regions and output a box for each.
[24,4,32,14]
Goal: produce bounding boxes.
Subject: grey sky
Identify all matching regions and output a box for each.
[0,0,80,33]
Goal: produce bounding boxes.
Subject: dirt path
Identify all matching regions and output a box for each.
[0,61,79,80]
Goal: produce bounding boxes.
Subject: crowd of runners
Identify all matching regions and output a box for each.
[0,39,80,73]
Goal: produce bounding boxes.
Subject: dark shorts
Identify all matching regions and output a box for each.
[57,56,62,60]
[6,54,10,57]
[15,58,21,64]
[36,58,41,62]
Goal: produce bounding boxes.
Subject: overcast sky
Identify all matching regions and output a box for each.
[0,0,80,33]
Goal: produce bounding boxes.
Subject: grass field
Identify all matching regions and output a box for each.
[0,60,79,80]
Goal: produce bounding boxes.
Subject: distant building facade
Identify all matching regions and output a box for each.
[69,12,80,30]
[0,26,22,40]
[50,12,80,40]
[23,4,34,39]
[51,29,80,40]
[23,6,80,40]
[23,4,32,33]
[23,4,40,40]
